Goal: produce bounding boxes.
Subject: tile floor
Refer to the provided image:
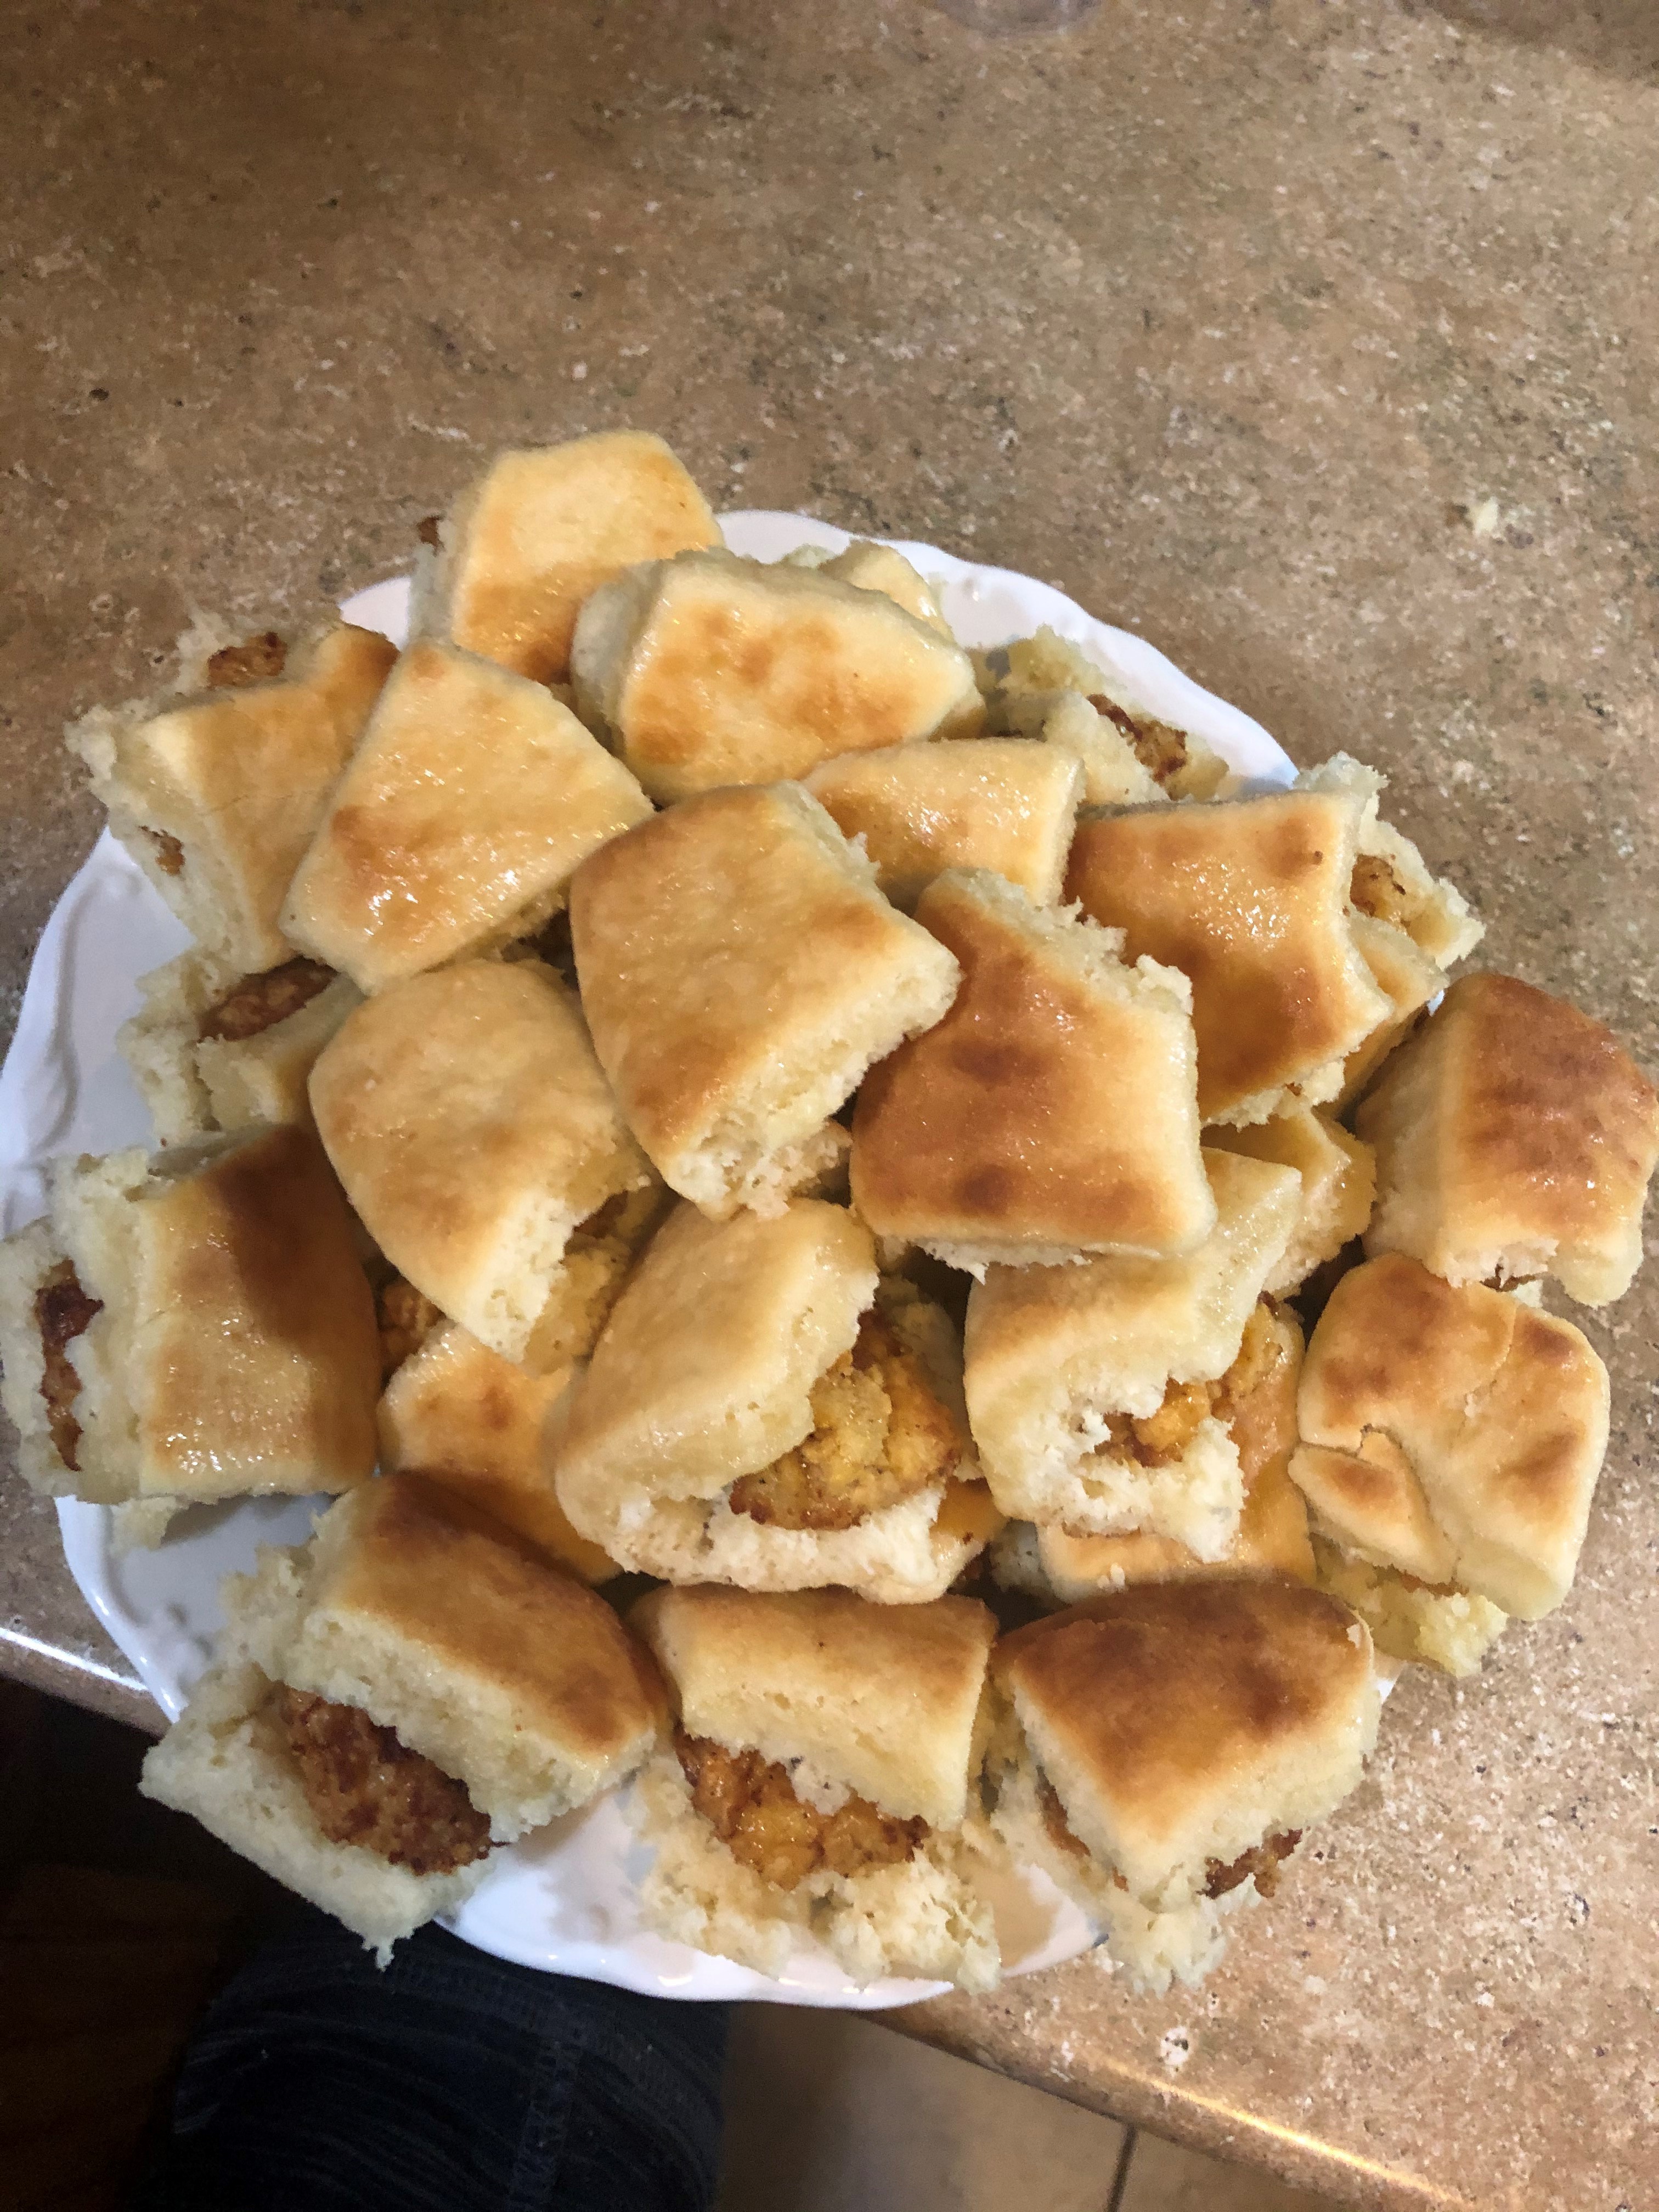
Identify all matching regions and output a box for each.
[715,2005,1344,2212]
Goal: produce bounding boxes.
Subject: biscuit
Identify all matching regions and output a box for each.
[310,958,657,1367]
[985,1579,1377,1991]
[284,641,652,993]
[803,741,1082,911]
[70,622,397,975]
[1065,787,1393,1125]
[119,948,360,1146]
[569,784,960,1218]
[552,1202,996,1604]
[1206,1106,1375,1293]
[414,431,720,683]
[1356,972,1659,1306]
[962,1150,1300,1555]
[850,869,1213,1271]
[140,1474,665,1956]
[0,1125,379,1516]
[1291,1252,1610,1623]
[570,549,982,802]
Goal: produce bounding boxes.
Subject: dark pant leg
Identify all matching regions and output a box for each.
[128,1912,729,2212]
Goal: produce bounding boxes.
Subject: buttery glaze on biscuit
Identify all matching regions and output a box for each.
[803,740,1081,910]
[0,1124,381,1510]
[284,641,651,994]
[1065,789,1391,1125]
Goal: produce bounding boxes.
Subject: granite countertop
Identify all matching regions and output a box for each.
[3,3,1656,2204]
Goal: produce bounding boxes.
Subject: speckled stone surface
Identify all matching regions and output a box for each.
[2,2,1655,2204]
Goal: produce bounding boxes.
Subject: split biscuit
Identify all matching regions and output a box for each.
[70,620,397,976]
[985,1579,1378,1991]
[140,1474,664,1959]
[629,1584,999,1990]
[552,1200,1000,1604]
[962,1150,1300,1556]
[0,1124,379,1525]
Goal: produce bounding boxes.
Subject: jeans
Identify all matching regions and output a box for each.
[129,1912,730,2211]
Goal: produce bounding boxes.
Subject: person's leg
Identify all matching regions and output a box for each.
[128,1912,729,2212]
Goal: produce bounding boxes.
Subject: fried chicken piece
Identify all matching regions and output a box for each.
[376,1276,445,1380]
[1204,1828,1301,1900]
[1348,851,1415,931]
[145,828,185,876]
[198,956,335,1044]
[1209,1297,1285,1418]
[206,631,288,689]
[276,1686,493,1875]
[1088,695,1190,787]
[569,1191,629,1245]
[1036,1772,1130,1887]
[1037,1774,1091,1863]
[1093,1297,1284,1469]
[34,1260,103,1472]
[727,1306,963,1532]
[675,1731,926,1892]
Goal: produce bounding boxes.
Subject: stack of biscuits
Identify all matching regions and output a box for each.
[3,430,1654,1995]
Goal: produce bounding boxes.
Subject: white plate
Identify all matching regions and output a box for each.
[3,514,1296,2007]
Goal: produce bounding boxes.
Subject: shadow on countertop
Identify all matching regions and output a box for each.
[1410,0,1659,81]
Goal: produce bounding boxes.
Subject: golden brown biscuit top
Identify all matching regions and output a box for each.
[285,642,650,992]
[376,1324,615,1583]
[994,1578,1370,1847]
[1379,973,1659,1232]
[636,1583,996,1719]
[554,1199,878,1515]
[131,1125,380,1491]
[445,433,720,684]
[308,959,646,1332]
[1293,1254,1610,1614]
[850,871,1210,1256]
[608,551,979,799]
[803,740,1080,907]
[134,625,396,827]
[311,1473,666,1757]
[1065,791,1387,1121]
[569,784,947,1161]
[632,1582,996,1826]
